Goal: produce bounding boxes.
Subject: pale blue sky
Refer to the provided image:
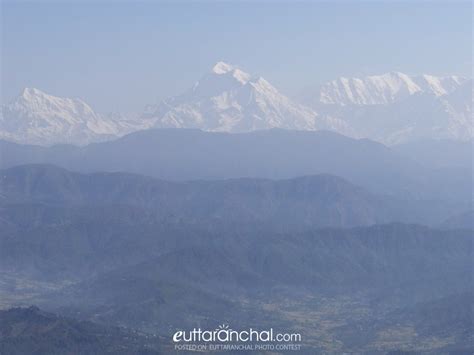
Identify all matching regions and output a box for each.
[1,1,472,112]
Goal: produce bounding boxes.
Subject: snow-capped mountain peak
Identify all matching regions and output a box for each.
[11,87,96,121]
[212,61,232,73]
[1,67,470,147]
[317,72,468,106]
[309,72,472,144]
[318,72,419,106]
[212,61,235,74]
[190,62,252,97]
[143,62,349,133]
[21,87,46,98]
[0,88,142,146]
[210,61,251,83]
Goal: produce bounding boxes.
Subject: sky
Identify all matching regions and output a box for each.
[1,0,472,112]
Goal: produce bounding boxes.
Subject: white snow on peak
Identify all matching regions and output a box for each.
[212,61,235,74]
[142,66,471,143]
[318,72,468,106]
[14,87,96,120]
[0,88,144,146]
[1,67,470,147]
[414,74,467,97]
[143,63,349,134]
[310,73,472,144]
[210,61,251,84]
[22,87,45,98]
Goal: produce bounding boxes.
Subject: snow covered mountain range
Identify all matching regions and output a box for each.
[309,72,472,144]
[316,72,467,106]
[142,62,349,134]
[0,88,144,145]
[1,63,471,146]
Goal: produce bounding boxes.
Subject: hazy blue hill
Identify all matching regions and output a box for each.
[1,129,471,203]
[441,210,474,229]
[1,164,470,282]
[0,164,465,230]
[393,139,473,169]
[0,164,403,228]
[65,223,473,297]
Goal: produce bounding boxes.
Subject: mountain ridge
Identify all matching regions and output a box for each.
[1,63,471,145]
[0,163,468,234]
[0,88,144,146]
[142,61,349,134]
[314,72,468,106]
[1,128,471,206]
